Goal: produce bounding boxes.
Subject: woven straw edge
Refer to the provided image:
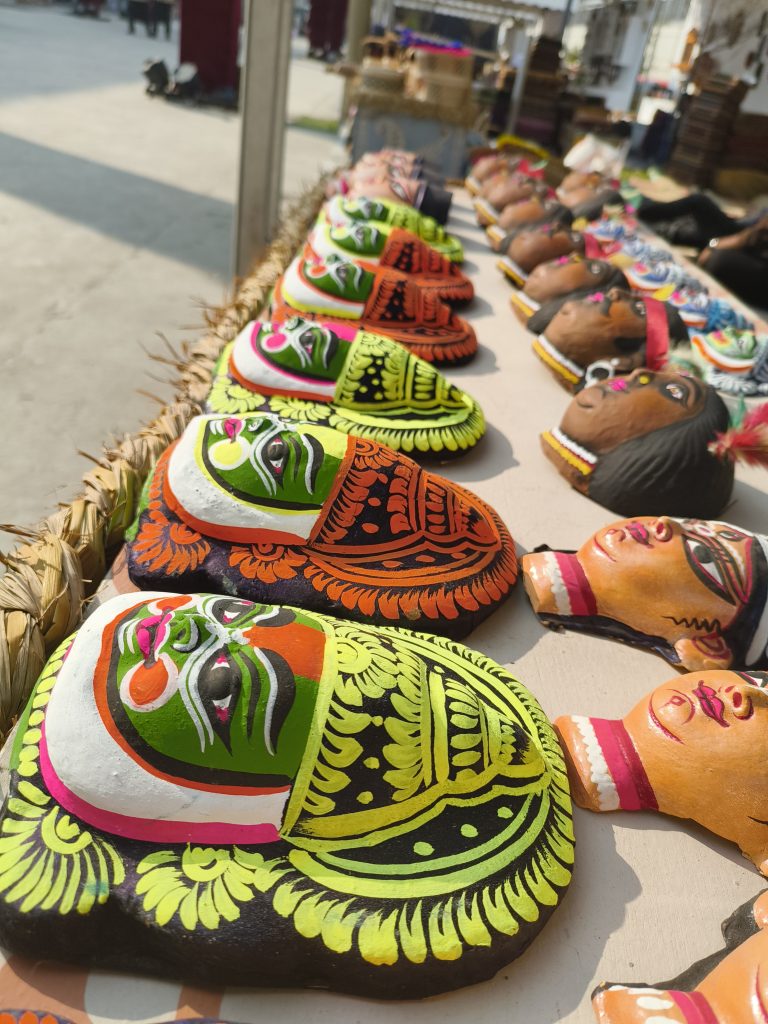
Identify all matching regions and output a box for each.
[0,174,331,740]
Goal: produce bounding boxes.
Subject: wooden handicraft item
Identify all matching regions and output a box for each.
[555,669,768,874]
[321,196,464,263]
[592,890,768,1023]
[528,289,687,392]
[204,318,486,457]
[271,254,478,366]
[509,255,629,323]
[540,370,737,518]
[124,413,517,638]
[304,221,474,305]
[496,224,599,289]
[0,594,574,998]
[522,518,768,671]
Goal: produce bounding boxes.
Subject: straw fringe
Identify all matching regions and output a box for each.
[0,176,330,738]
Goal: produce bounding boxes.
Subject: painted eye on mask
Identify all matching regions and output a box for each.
[664,382,686,402]
[196,646,243,744]
[298,329,315,358]
[684,537,727,595]
[588,262,603,275]
[632,300,647,317]
[265,437,289,480]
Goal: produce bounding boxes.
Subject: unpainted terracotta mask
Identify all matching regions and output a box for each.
[592,891,768,1023]
[555,669,768,873]
[525,255,627,305]
[522,518,768,671]
[507,224,584,275]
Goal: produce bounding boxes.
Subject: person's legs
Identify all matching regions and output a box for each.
[307,0,326,55]
[704,249,767,307]
[325,0,349,55]
[637,193,739,239]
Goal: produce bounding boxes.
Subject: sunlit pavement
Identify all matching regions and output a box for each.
[0,4,344,529]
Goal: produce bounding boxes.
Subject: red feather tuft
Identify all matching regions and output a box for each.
[710,421,768,467]
[742,403,768,432]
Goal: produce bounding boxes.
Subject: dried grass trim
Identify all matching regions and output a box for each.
[0,176,330,739]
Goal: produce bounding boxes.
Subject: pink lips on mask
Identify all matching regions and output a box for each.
[609,379,628,392]
[626,522,650,545]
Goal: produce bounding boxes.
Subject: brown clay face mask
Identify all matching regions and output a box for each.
[506,225,584,274]
[522,518,768,671]
[555,669,768,873]
[525,256,628,306]
[540,371,736,518]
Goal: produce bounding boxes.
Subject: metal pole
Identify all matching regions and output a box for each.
[233,0,293,278]
[341,0,373,122]
[346,0,373,65]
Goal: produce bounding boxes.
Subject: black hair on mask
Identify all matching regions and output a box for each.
[587,383,734,518]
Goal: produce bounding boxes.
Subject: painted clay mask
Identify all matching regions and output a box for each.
[555,669,768,873]
[126,413,517,638]
[496,224,589,287]
[205,318,486,457]
[529,289,686,391]
[305,222,473,304]
[487,195,571,250]
[465,153,521,193]
[509,255,629,322]
[592,891,768,1023]
[522,518,768,671]
[475,174,542,225]
[344,175,453,224]
[272,254,477,366]
[321,195,463,261]
[541,370,736,518]
[0,594,573,996]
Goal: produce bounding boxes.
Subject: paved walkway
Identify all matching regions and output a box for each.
[0,4,344,533]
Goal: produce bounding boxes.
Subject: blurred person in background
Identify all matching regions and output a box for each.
[307,0,349,61]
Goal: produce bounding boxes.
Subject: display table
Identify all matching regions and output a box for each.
[0,188,766,1021]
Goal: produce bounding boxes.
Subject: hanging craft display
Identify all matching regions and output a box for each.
[528,290,687,391]
[592,891,768,1023]
[509,255,629,322]
[124,414,517,638]
[271,255,477,366]
[556,669,768,874]
[522,517,768,671]
[321,196,464,262]
[305,221,474,304]
[0,594,574,998]
[540,369,740,518]
[204,318,486,457]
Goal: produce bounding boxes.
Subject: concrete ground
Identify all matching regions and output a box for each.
[0,3,344,538]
